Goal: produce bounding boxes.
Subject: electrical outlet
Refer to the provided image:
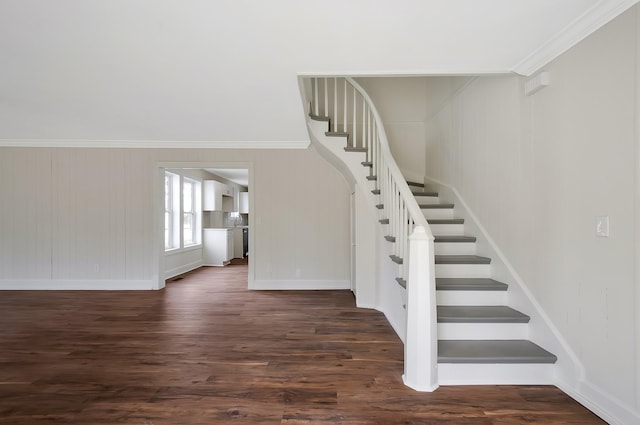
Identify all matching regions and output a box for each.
[595,216,609,237]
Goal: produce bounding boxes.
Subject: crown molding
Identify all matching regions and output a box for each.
[0,139,310,149]
[513,0,640,76]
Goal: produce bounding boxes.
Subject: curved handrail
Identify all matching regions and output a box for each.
[305,76,438,390]
[345,77,431,236]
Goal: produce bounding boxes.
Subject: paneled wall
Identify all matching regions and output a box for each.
[0,147,351,290]
[356,77,428,181]
[425,7,639,424]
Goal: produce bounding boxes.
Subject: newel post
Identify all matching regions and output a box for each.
[402,225,439,391]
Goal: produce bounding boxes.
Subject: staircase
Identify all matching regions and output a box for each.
[408,182,557,384]
[303,76,557,388]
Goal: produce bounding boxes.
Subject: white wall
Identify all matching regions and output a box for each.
[0,0,632,146]
[425,6,639,424]
[0,147,351,290]
[356,78,427,181]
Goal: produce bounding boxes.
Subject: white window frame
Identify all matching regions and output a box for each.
[182,177,201,247]
[165,172,180,251]
[165,171,202,252]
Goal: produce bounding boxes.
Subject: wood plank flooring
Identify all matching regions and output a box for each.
[0,264,606,424]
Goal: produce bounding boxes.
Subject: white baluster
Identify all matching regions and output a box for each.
[343,80,347,133]
[323,78,328,117]
[313,78,318,116]
[367,109,372,162]
[334,77,338,131]
[352,87,357,148]
[362,97,366,151]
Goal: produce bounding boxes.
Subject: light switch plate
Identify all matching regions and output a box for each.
[595,216,609,237]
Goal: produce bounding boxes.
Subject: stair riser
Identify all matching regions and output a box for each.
[414,196,440,204]
[437,363,554,385]
[438,323,528,340]
[429,224,464,235]
[434,242,476,255]
[437,290,507,306]
[435,263,490,278]
[422,209,454,220]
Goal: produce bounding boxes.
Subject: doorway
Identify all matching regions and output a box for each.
[155,162,254,290]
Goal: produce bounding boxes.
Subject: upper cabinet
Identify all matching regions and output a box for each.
[239,192,249,214]
[203,180,234,211]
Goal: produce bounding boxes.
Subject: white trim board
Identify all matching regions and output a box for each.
[513,0,640,75]
[164,261,203,281]
[0,280,156,290]
[250,280,351,290]
[557,379,640,425]
[0,139,310,149]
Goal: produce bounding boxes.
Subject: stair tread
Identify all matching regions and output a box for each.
[390,255,403,264]
[436,278,508,291]
[396,278,406,288]
[435,255,491,264]
[345,147,367,152]
[384,235,396,242]
[407,181,425,188]
[437,306,530,323]
[309,114,330,122]
[325,131,349,137]
[372,189,381,195]
[428,219,464,224]
[438,340,557,364]
[413,191,439,197]
[434,235,476,243]
[421,203,454,209]
[379,218,389,224]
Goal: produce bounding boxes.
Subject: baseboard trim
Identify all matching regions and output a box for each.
[250,280,350,290]
[556,379,640,425]
[165,261,203,280]
[0,279,156,290]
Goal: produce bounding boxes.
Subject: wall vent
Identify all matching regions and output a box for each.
[524,71,550,96]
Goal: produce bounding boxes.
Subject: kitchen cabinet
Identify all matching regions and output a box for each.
[203,228,234,266]
[203,180,233,211]
[239,192,249,214]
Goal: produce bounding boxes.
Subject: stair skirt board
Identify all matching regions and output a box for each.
[437,363,555,386]
[438,323,529,340]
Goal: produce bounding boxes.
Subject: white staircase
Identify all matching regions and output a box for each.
[302,76,557,389]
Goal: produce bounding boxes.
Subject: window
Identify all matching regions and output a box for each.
[165,172,180,250]
[165,172,201,251]
[183,178,196,246]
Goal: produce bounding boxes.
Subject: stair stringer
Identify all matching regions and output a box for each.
[306,116,409,340]
[423,175,584,389]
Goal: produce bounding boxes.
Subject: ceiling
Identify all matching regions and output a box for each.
[205,168,249,187]
[0,0,637,146]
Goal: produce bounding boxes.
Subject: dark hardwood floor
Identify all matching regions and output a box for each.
[0,264,606,424]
